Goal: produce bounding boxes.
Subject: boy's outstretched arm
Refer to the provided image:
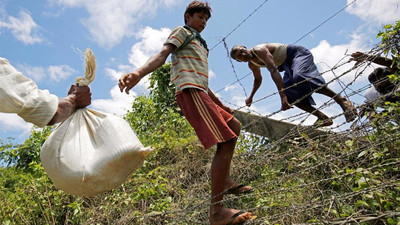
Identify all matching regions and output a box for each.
[119,44,176,94]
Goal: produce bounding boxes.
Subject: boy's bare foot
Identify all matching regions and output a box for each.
[341,100,357,122]
[225,184,253,195]
[210,207,253,225]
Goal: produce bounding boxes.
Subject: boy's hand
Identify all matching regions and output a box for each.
[119,72,141,94]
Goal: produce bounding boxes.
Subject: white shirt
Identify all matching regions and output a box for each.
[364,86,380,103]
[0,57,58,127]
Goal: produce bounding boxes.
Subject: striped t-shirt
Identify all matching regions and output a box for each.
[0,57,58,127]
[164,26,209,95]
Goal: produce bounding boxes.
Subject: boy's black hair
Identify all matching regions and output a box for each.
[368,67,392,84]
[184,1,212,24]
[369,67,397,95]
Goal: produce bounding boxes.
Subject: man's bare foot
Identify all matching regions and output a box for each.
[210,207,253,225]
[313,118,333,127]
[341,100,357,122]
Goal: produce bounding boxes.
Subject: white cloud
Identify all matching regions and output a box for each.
[346,0,400,25]
[51,0,184,49]
[124,26,171,90]
[0,113,32,136]
[129,26,172,68]
[209,69,216,79]
[105,65,147,91]
[17,64,47,82]
[105,67,123,82]
[311,30,371,87]
[96,26,172,116]
[16,64,75,83]
[91,85,136,116]
[223,85,236,92]
[0,10,44,45]
[48,65,75,82]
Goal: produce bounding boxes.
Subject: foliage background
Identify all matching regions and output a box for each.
[1,21,400,224]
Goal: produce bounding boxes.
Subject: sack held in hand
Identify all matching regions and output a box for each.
[40,49,152,196]
[41,109,151,196]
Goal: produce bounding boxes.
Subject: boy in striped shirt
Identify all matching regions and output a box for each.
[118,1,253,224]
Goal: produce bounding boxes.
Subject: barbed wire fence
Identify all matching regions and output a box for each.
[112,0,400,224]
[115,82,399,223]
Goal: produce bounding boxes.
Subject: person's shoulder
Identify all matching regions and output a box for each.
[166,26,194,49]
[171,26,191,34]
[168,26,192,41]
[256,43,271,49]
[252,43,270,55]
[171,26,183,31]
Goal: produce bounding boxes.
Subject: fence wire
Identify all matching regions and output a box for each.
[113,41,399,224]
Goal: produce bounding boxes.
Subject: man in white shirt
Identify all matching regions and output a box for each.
[351,52,399,117]
[0,57,91,127]
[358,66,398,118]
[363,86,380,103]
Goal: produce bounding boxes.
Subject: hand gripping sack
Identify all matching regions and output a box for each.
[40,49,152,196]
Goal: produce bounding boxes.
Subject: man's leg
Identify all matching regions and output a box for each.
[295,102,333,127]
[316,86,357,122]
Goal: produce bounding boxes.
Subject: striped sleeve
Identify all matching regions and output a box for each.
[164,26,191,49]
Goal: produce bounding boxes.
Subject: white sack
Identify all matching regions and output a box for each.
[41,108,152,196]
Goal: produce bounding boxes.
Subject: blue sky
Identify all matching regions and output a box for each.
[0,0,399,143]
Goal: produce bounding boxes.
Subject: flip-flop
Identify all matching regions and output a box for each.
[225,184,253,195]
[226,210,247,225]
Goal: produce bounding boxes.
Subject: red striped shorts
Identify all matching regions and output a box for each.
[176,88,237,149]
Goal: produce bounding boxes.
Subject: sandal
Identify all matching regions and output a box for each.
[225,184,253,195]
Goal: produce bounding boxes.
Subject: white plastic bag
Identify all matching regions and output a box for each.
[41,108,152,196]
